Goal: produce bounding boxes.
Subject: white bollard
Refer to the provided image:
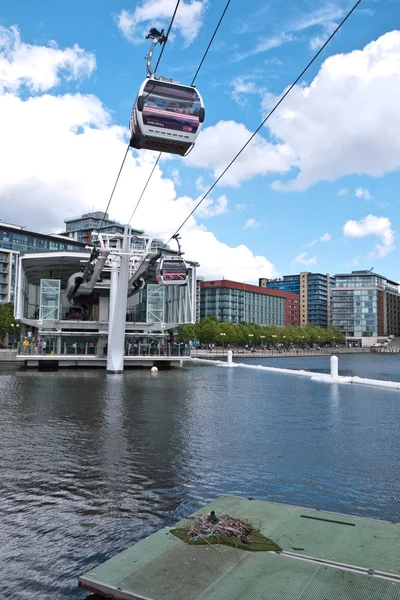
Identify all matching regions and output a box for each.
[330,355,339,379]
[227,349,233,366]
[151,366,158,373]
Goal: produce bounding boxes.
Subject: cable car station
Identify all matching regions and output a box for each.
[14,226,198,372]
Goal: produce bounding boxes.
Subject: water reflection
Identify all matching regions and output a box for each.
[0,357,399,599]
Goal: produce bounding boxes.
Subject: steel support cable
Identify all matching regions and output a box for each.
[167,0,362,243]
[191,0,231,86]
[98,144,130,232]
[154,0,182,73]
[128,0,232,226]
[128,154,161,224]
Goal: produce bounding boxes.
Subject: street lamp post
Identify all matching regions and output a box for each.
[272,334,277,353]
[260,335,265,354]
[220,332,226,354]
[248,333,254,353]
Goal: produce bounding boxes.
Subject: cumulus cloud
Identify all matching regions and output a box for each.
[268,31,400,190]
[291,252,317,266]
[343,215,395,258]
[0,25,95,93]
[0,28,277,283]
[115,0,207,46]
[355,187,372,200]
[186,120,292,187]
[243,218,261,229]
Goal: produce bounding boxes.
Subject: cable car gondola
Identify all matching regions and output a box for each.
[129,28,205,157]
[156,257,188,285]
[156,234,189,285]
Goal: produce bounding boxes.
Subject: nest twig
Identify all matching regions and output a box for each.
[185,513,256,545]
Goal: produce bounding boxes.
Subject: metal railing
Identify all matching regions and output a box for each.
[17,341,191,358]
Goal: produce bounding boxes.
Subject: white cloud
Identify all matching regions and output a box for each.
[319,232,331,242]
[0,25,95,93]
[291,252,317,266]
[337,188,349,196]
[243,218,261,229]
[197,194,228,218]
[344,257,360,268]
[0,28,276,284]
[115,0,207,46]
[355,187,372,200]
[306,232,331,246]
[343,215,395,258]
[235,203,246,212]
[231,76,259,103]
[187,120,293,187]
[234,4,345,61]
[269,31,400,190]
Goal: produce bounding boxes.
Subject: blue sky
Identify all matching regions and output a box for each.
[1,0,400,283]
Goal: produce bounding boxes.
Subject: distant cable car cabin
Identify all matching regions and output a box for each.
[156,234,188,286]
[156,258,188,286]
[129,28,205,157]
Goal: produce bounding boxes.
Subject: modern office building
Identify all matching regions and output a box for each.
[0,249,19,303]
[0,220,86,303]
[260,272,334,328]
[331,270,400,344]
[63,211,127,244]
[200,280,299,327]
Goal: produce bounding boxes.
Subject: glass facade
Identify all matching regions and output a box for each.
[127,285,165,324]
[64,211,126,244]
[39,279,61,320]
[200,286,285,326]
[331,271,399,338]
[261,273,334,328]
[0,226,83,253]
[332,289,378,337]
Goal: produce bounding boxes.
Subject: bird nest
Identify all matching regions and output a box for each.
[170,512,281,552]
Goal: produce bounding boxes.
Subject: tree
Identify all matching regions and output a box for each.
[0,303,17,342]
[176,324,197,343]
[197,316,219,344]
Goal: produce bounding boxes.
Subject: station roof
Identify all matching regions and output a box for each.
[20,252,90,286]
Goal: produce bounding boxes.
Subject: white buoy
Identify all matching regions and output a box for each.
[227,349,233,366]
[330,355,339,380]
[151,366,158,373]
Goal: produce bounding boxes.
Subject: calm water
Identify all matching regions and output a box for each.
[1,354,399,599]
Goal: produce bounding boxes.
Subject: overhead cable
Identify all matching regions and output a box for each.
[154,0,182,73]
[128,154,161,224]
[98,144,130,232]
[191,0,231,86]
[168,0,362,242]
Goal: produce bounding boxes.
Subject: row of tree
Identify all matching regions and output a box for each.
[176,316,345,346]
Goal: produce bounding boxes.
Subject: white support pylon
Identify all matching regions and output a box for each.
[107,225,131,373]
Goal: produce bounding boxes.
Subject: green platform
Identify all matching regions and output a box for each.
[79,496,400,600]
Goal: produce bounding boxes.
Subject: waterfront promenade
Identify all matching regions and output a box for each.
[191,346,373,360]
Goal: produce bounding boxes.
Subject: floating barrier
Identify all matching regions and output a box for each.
[191,353,400,391]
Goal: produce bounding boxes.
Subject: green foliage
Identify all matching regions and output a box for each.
[176,318,345,346]
[0,303,17,340]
